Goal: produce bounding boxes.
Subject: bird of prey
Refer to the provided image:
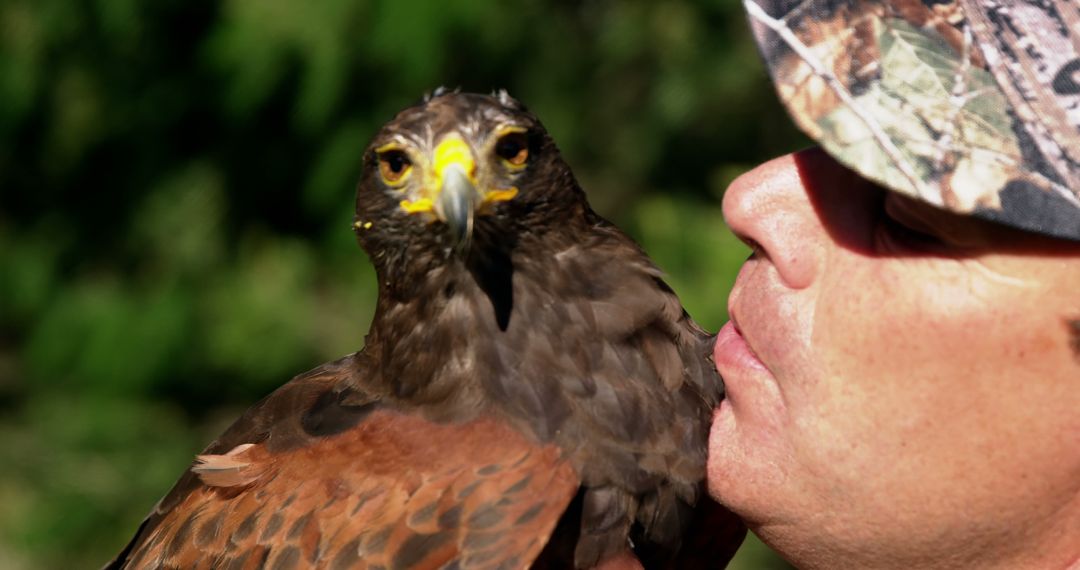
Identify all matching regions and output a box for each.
[108,90,745,569]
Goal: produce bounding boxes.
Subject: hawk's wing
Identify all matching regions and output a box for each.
[108,356,579,569]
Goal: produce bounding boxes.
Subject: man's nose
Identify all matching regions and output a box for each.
[721,148,835,290]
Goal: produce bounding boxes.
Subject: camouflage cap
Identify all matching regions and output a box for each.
[744,0,1080,241]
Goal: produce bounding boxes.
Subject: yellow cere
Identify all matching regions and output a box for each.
[482,187,518,206]
[400,198,435,214]
[433,134,476,182]
[395,133,476,217]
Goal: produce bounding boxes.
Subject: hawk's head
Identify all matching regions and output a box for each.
[354,91,584,263]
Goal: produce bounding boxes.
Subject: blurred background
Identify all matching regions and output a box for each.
[0,0,806,567]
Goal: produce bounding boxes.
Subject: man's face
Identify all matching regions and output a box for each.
[707,148,1080,568]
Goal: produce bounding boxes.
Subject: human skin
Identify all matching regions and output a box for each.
[707,147,1080,568]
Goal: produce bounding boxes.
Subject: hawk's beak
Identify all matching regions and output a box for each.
[431,134,481,247]
[438,164,480,246]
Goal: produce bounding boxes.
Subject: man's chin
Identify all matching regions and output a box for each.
[706,399,793,528]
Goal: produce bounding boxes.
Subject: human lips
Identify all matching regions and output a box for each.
[712,261,786,414]
[713,317,769,377]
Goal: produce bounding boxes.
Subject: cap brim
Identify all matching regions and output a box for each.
[743,0,1080,241]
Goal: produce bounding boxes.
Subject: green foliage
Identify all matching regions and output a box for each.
[0,0,804,567]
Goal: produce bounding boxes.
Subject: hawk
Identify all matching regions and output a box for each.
[108,90,745,569]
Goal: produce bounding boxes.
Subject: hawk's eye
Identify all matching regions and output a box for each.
[495,132,529,167]
[377,149,412,184]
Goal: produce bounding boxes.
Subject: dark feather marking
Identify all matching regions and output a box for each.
[329,539,361,570]
[392,532,454,569]
[301,389,379,437]
[234,511,259,541]
[457,480,481,500]
[514,503,545,526]
[195,509,226,547]
[260,512,285,541]
[286,511,313,541]
[365,525,393,554]
[508,450,532,468]
[269,545,300,570]
[462,530,500,550]
[409,500,439,526]
[467,504,504,529]
[505,474,532,494]
[476,463,501,476]
[219,552,249,570]
[438,504,462,529]
[166,510,198,556]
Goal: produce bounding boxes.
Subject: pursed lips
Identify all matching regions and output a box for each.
[728,311,755,359]
[714,257,781,404]
[728,260,770,361]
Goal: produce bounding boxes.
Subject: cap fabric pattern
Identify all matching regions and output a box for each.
[744,0,1080,241]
